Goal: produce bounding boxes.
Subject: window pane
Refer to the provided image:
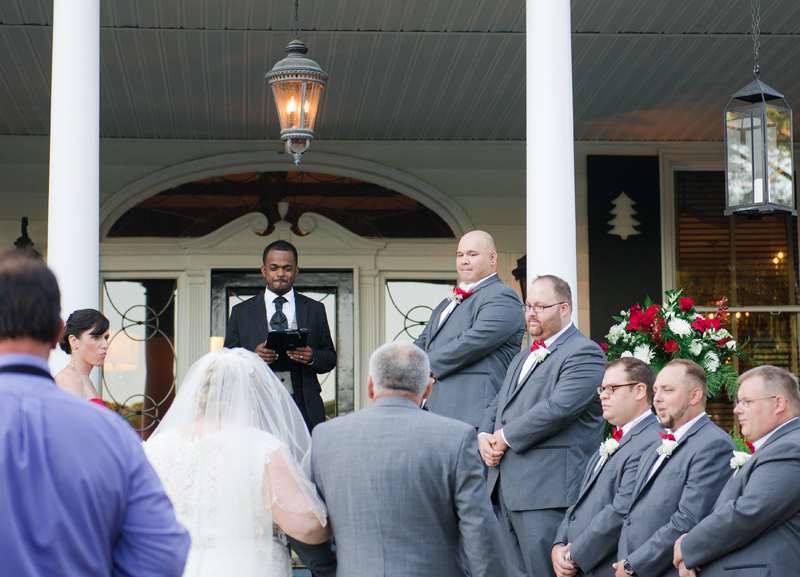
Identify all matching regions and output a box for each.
[726,110,754,207]
[385,280,456,342]
[766,106,794,207]
[102,279,177,439]
[735,312,797,373]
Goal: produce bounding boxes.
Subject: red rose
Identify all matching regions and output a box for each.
[664,340,678,354]
[679,297,694,312]
[598,342,609,353]
[642,305,660,326]
[628,309,644,331]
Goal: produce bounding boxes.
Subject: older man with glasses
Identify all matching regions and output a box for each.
[478,274,606,577]
[551,357,661,577]
[673,365,800,577]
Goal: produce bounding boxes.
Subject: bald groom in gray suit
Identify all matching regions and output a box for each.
[674,366,800,577]
[414,230,525,426]
[310,342,505,577]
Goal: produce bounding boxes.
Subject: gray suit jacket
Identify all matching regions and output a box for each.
[310,396,506,577]
[681,418,800,577]
[618,413,735,577]
[479,324,606,511]
[414,274,525,427]
[555,413,661,577]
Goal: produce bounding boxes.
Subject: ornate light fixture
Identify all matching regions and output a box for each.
[265,0,328,166]
[724,0,795,217]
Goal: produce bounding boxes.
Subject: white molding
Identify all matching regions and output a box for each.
[658,144,724,296]
[99,151,473,238]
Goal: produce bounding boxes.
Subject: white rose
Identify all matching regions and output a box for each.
[599,438,620,460]
[689,340,703,356]
[730,450,752,469]
[621,351,633,358]
[633,344,655,365]
[657,439,679,457]
[704,352,720,373]
[668,318,692,337]
[712,329,732,340]
[607,323,626,345]
[726,340,737,350]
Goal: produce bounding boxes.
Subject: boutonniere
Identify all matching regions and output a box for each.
[447,287,473,303]
[730,450,752,470]
[599,438,620,461]
[657,431,678,457]
[530,340,550,362]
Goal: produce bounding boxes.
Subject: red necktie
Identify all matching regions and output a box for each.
[530,340,546,352]
[611,427,623,442]
[744,440,755,453]
[659,431,676,442]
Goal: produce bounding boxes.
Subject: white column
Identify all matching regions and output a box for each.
[526,0,579,326]
[47,0,101,372]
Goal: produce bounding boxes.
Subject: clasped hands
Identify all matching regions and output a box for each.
[673,534,699,577]
[255,343,314,365]
[478,430,508,467]
[551,544,578,577]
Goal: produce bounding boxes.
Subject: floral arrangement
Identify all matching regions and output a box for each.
[730,432,755,470]
[599,286,756,400]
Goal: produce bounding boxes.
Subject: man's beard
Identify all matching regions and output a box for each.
[529,315,562,340]
[659,398,691,430]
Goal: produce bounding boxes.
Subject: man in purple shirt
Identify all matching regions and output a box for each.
[0,251,190,577]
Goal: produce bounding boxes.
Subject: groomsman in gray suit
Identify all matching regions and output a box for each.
[478,275,606,577]
[614,359,734,577]
[414,230,525,426]
[310,342,505,577]
[673,365,800,577]
[552,357,661,577]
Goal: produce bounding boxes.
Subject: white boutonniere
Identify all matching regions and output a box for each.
[532,347,550,362]
[730,450,752,470]
[657,437,678,457]
[598,438,620,461]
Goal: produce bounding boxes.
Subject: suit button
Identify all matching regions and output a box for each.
[569,514,575,521]
[501,419,507,425]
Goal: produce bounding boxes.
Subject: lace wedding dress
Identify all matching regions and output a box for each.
[144,428,293,577]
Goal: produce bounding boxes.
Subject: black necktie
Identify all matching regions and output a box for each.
[271,296,288,331]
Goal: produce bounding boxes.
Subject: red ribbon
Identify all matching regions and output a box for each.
[659,431,676,442]
[530,340,546,352]
[611,427,623,442]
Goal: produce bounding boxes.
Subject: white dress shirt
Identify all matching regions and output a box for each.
[264,288,296,330]
[646,411,706,482]
[592,409,653,474]
[438,273,497,327]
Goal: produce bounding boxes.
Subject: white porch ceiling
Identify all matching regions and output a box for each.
[1,0,800,141]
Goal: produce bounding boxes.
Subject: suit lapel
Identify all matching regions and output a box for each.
[295,292,308,330]
[758,417,800,451]
[500,354,528,409]
[577,450,603,500]
[429,299,454,341]
[505,352,534,405]
[252,293,270,343]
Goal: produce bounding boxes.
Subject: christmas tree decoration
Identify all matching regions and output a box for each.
[607,192,641,240]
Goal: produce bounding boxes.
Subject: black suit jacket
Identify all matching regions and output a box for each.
[223,291,337,429]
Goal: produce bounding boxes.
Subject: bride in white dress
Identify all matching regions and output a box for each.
[143,348,331,577]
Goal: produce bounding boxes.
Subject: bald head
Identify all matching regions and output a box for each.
[456,231,497,284]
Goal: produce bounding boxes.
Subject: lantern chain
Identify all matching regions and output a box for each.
[292,0,302,40]
[750,0,760,79]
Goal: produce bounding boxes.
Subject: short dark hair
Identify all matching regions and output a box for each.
[665,358,708,405]
[533,275,572,310]
[0,250,61,343]
[59,309,110,354]
[606,357,656,405]
[262,240,298,266]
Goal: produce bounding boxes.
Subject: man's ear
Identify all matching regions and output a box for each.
[422,378,434,401]
[635,383,648,402]
[367,376,375,403]
[50,318,65,351]
[775,395,788,416]
[691,387,705,406]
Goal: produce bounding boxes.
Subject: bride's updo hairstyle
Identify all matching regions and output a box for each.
[59,309,110,354]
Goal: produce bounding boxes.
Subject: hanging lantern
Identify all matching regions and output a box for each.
[265,1,328,166]
[724,0,795,217]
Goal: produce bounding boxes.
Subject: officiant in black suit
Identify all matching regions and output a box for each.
[224,240,337,431]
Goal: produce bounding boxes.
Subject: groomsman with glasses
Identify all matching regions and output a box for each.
[614,359,734,577]
[673,365,800,577]
[552,357,661,577]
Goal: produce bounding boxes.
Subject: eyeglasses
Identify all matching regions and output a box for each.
[734,396,777,408]
[522,302,566,314]
[597,383,638,396]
